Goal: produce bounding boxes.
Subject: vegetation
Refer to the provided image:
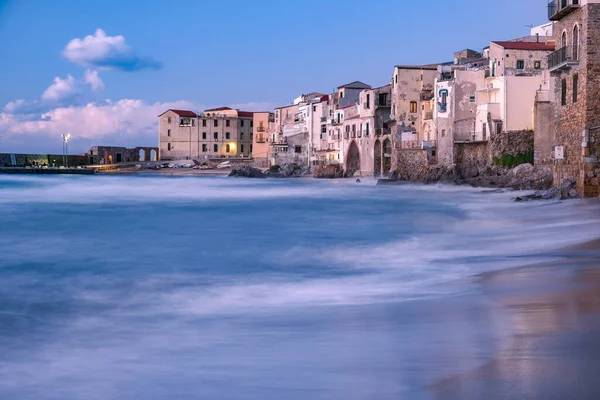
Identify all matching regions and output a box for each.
[269,165,281,173]
[493,151,534,168]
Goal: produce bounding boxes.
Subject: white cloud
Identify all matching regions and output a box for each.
[62,29,161,72]
[41,75,77,102]
[84,69,104,91]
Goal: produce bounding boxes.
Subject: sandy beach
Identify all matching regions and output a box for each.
[432,238,600,399]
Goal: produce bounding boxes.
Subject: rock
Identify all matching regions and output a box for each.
[314,164,344,179]
[228,165,265,178]
[568,188,579,198]
[265,163,308,178]
[356,178,361,183]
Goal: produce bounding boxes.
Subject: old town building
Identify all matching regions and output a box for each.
[546,0,600,197]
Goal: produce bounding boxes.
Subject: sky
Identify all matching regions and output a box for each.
[0,0,549,154]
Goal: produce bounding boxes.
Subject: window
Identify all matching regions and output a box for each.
[534,61,541,70]
[167,116,171,124]
[561,78,567,106]
[573,25,579,60]
[167,129,171,137]
[321,125,326,134]
[366,94,370,109]
[240,120,244,127]
[573,74,579,103]
[202,132,206,139]
[313,105,317,112]
[226,119,230,127]
[483,123,487,138]
[469,94,476,103]
[191,119,195,127]
[213,119,218,127]
[213,144,218,152]
[295,145,302,153]
[241,144,244,153]
[240,133,244,140]
[202,119,206,127]
[516,60,525,70]
[250,120,253,127]
[441,129,446,137]
[214,132,218,140]
[340,91,343,98]
[226,144,230,153]
[366,122,370,136]
[168,143,171,150]
[250,144,253,153]
[202,144,207,152]
[395,74,398,84]
[410,101,417,113]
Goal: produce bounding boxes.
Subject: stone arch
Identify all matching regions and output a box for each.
[139,149,146,161]
[150,149,157,161]
[374,140,382,177]
[345,140,361,177]
[382,138,392,176]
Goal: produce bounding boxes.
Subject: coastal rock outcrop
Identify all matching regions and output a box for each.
[265,163,309,178]
[314,165,344,179]
[514,179,578,201]
[228,165,265,178]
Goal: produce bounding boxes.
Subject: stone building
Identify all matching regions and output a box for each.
[358,84,391,176]
[546,0,600,197]
[87,146,158,165]
[158,108,254,161]
[251,112,274,167]
[389,65,439,150]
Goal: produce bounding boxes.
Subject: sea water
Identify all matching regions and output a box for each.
[0,175,598,399]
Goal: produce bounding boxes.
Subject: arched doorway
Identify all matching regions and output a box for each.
[139,149,146,161]
[150,149,157,161]
[374,140,382,177]
[345,141,361,177]
[382,138,392,176]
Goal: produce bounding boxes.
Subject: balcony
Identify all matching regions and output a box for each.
[420,92,434,101]
[256,126,266,132]
[548,46,579,72]
[255,135,266,143]
[424,112,433,120]
[548,0,579,21]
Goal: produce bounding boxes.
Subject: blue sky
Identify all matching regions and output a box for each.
[0,0,548,154]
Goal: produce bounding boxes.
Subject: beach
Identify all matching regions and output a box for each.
[0,174,598,399]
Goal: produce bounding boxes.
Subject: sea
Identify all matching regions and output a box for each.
[0,174,599,399]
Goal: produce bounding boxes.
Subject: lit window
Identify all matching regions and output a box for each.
[534,61,541,69]
[410,101,417,113]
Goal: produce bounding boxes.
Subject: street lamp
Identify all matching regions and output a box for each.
[61,133,71,167]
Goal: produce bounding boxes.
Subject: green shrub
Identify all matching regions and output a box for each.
[269,164,281,173]
[493,151,534,168]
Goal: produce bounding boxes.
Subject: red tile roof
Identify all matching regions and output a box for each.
[491,41,555,51]
[345,115,360,120]
[160,109,198,117]
[204,106,233,112]
[238,111,254,118]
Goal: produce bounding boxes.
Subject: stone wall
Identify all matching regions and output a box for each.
[390,149,428,181]
[534,102,556,166]
[0,153,88,167]
[490,130,534,160]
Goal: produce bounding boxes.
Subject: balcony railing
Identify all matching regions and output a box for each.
[256,126,266,132]
[548,45,579,71]
[548,0,580,21]
[255,136,266,143]
[421,92,434,101]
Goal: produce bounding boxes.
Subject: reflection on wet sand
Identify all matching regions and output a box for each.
[433,251,600,400]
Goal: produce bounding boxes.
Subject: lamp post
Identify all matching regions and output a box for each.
[61,133,70,167]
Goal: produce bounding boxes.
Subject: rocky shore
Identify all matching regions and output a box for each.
[228,163,310,178]
[390,162,554,191]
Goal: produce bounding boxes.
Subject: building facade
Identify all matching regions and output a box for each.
[547,0,600,197]
[158,108,254,161]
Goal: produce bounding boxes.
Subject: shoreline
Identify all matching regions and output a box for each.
[430,238,600,399]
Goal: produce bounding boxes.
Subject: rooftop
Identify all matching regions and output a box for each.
[491,41,555,51]
[337,80,371,90]
[395,63,449,71]
[204,106,233,112]
[159,109,198,117]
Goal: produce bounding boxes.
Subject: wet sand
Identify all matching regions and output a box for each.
[431,239,600,399]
